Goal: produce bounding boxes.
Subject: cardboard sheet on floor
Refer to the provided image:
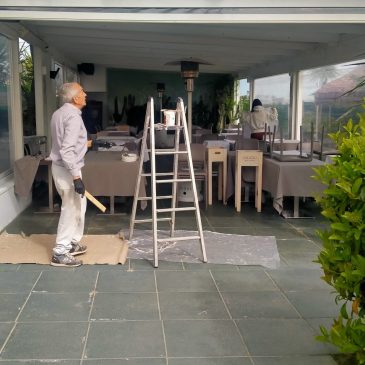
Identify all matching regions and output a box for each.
[128,230,280,269]
[0,233,128,265]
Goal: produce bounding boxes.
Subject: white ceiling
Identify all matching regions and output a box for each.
[5,19,365,78]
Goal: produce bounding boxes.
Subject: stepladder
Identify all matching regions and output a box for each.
[128,97,207,268]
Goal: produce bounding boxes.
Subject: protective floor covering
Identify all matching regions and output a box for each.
[128,230,280,269]
[0,233,128,265]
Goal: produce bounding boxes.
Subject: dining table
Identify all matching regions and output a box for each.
[82,151,146,214]
[227,152,326,217]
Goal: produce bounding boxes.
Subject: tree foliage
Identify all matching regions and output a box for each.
[313,103,365,364]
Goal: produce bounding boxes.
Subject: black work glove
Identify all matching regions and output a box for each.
[73,178,85,197]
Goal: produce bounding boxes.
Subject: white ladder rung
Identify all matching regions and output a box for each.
[156,178,192,183]
[135,218,172,223]
[141,172,175,177]
[138,195,173,201]
[157,235,201,243]
[146,149,188,155]
[156,207,196,213]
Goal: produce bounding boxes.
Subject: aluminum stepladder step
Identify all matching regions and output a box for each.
[129,96,207,268]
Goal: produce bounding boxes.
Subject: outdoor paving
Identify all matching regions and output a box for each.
[0,196,342,365]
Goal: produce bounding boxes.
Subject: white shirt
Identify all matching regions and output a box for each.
[49,103,87,177]
[241,105,278,133]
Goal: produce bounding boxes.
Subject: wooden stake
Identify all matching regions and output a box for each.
[85,191,107,213]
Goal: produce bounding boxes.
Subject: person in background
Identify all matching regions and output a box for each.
[49,82,89,267]
[241,98,278,140]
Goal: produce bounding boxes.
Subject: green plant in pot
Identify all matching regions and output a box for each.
[313,103,365,364]
[216,82,243,132]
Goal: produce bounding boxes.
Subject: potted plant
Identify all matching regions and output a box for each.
[313,103,365,364]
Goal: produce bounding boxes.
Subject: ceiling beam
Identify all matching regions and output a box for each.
[1,1,365,7]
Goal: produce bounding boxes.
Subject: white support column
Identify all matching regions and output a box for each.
[33,46,45,136]
[10,38,24,161]
[44,56,58,152]
[290,71,302,140]
[249,78,255,107]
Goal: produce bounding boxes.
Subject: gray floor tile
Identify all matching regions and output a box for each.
[211,270,277,292]
[276,239,321,253]
[156,271,217,292]
[169,358,251,365]
[85,321,165,358]
[19,292,91,322]
[0,264,19,272]
[206,216,251,228]
[91,292,159,320]
[17,264,51,272]
[0,361,80,365]
[0,294,28,321]
[130,259,184,271]
[211,226,256,236]
[164,320,247,357]
[33,271,97,293]
[83,360,166,365]
[252,356,337,365]
[253,227,304,240]
[286,290,344,318]
[279,252,321,269]
[97,271,156,292]
[1,322,88,359]
[222,291,299,319]
[183,263,238,271]
[236,318,333,356]
[0,323,14,349]
[300,228,323,243]
[159,292,229,319]
[0,272,39,293]
[305,317,337,336]
[305,318,340,355]
[267,268,330,292]
[173,217,211,230]
[77,263,129,271]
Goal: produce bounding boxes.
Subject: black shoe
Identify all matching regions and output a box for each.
[69,242,87,256]
[50,253,82,267]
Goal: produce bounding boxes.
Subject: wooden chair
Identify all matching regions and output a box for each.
[207,147,227,205]
[235,150,263,213]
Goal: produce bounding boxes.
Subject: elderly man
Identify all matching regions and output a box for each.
[49,82,89,267]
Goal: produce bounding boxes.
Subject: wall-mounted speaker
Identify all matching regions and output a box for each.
[77,63,95,75]
[49,67,60,79]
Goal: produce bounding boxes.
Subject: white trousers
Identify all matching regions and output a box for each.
[52,164,86,255]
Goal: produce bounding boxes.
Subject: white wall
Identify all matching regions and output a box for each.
[80,65,106,92]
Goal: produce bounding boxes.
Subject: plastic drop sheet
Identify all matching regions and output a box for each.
[127,230,280,269]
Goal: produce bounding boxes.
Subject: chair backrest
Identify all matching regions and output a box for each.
[236,138,259,150]
[201,133,218,142]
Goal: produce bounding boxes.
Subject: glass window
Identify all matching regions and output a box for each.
[54,62,64,95]
[238,78,250,112]
[254,74,291,138]
[0,34,12,177]
[65,67,78,83]
[301,61,365,145]
[19,38,36,136]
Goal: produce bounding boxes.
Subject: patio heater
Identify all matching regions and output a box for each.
[156,82,165,123]
[165,58,212,139]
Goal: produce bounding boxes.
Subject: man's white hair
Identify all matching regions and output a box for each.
[58,83,80,105]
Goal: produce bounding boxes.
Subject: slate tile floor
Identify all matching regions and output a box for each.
[0,197,343,364]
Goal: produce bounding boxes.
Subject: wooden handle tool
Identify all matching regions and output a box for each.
[84,191,107,213]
